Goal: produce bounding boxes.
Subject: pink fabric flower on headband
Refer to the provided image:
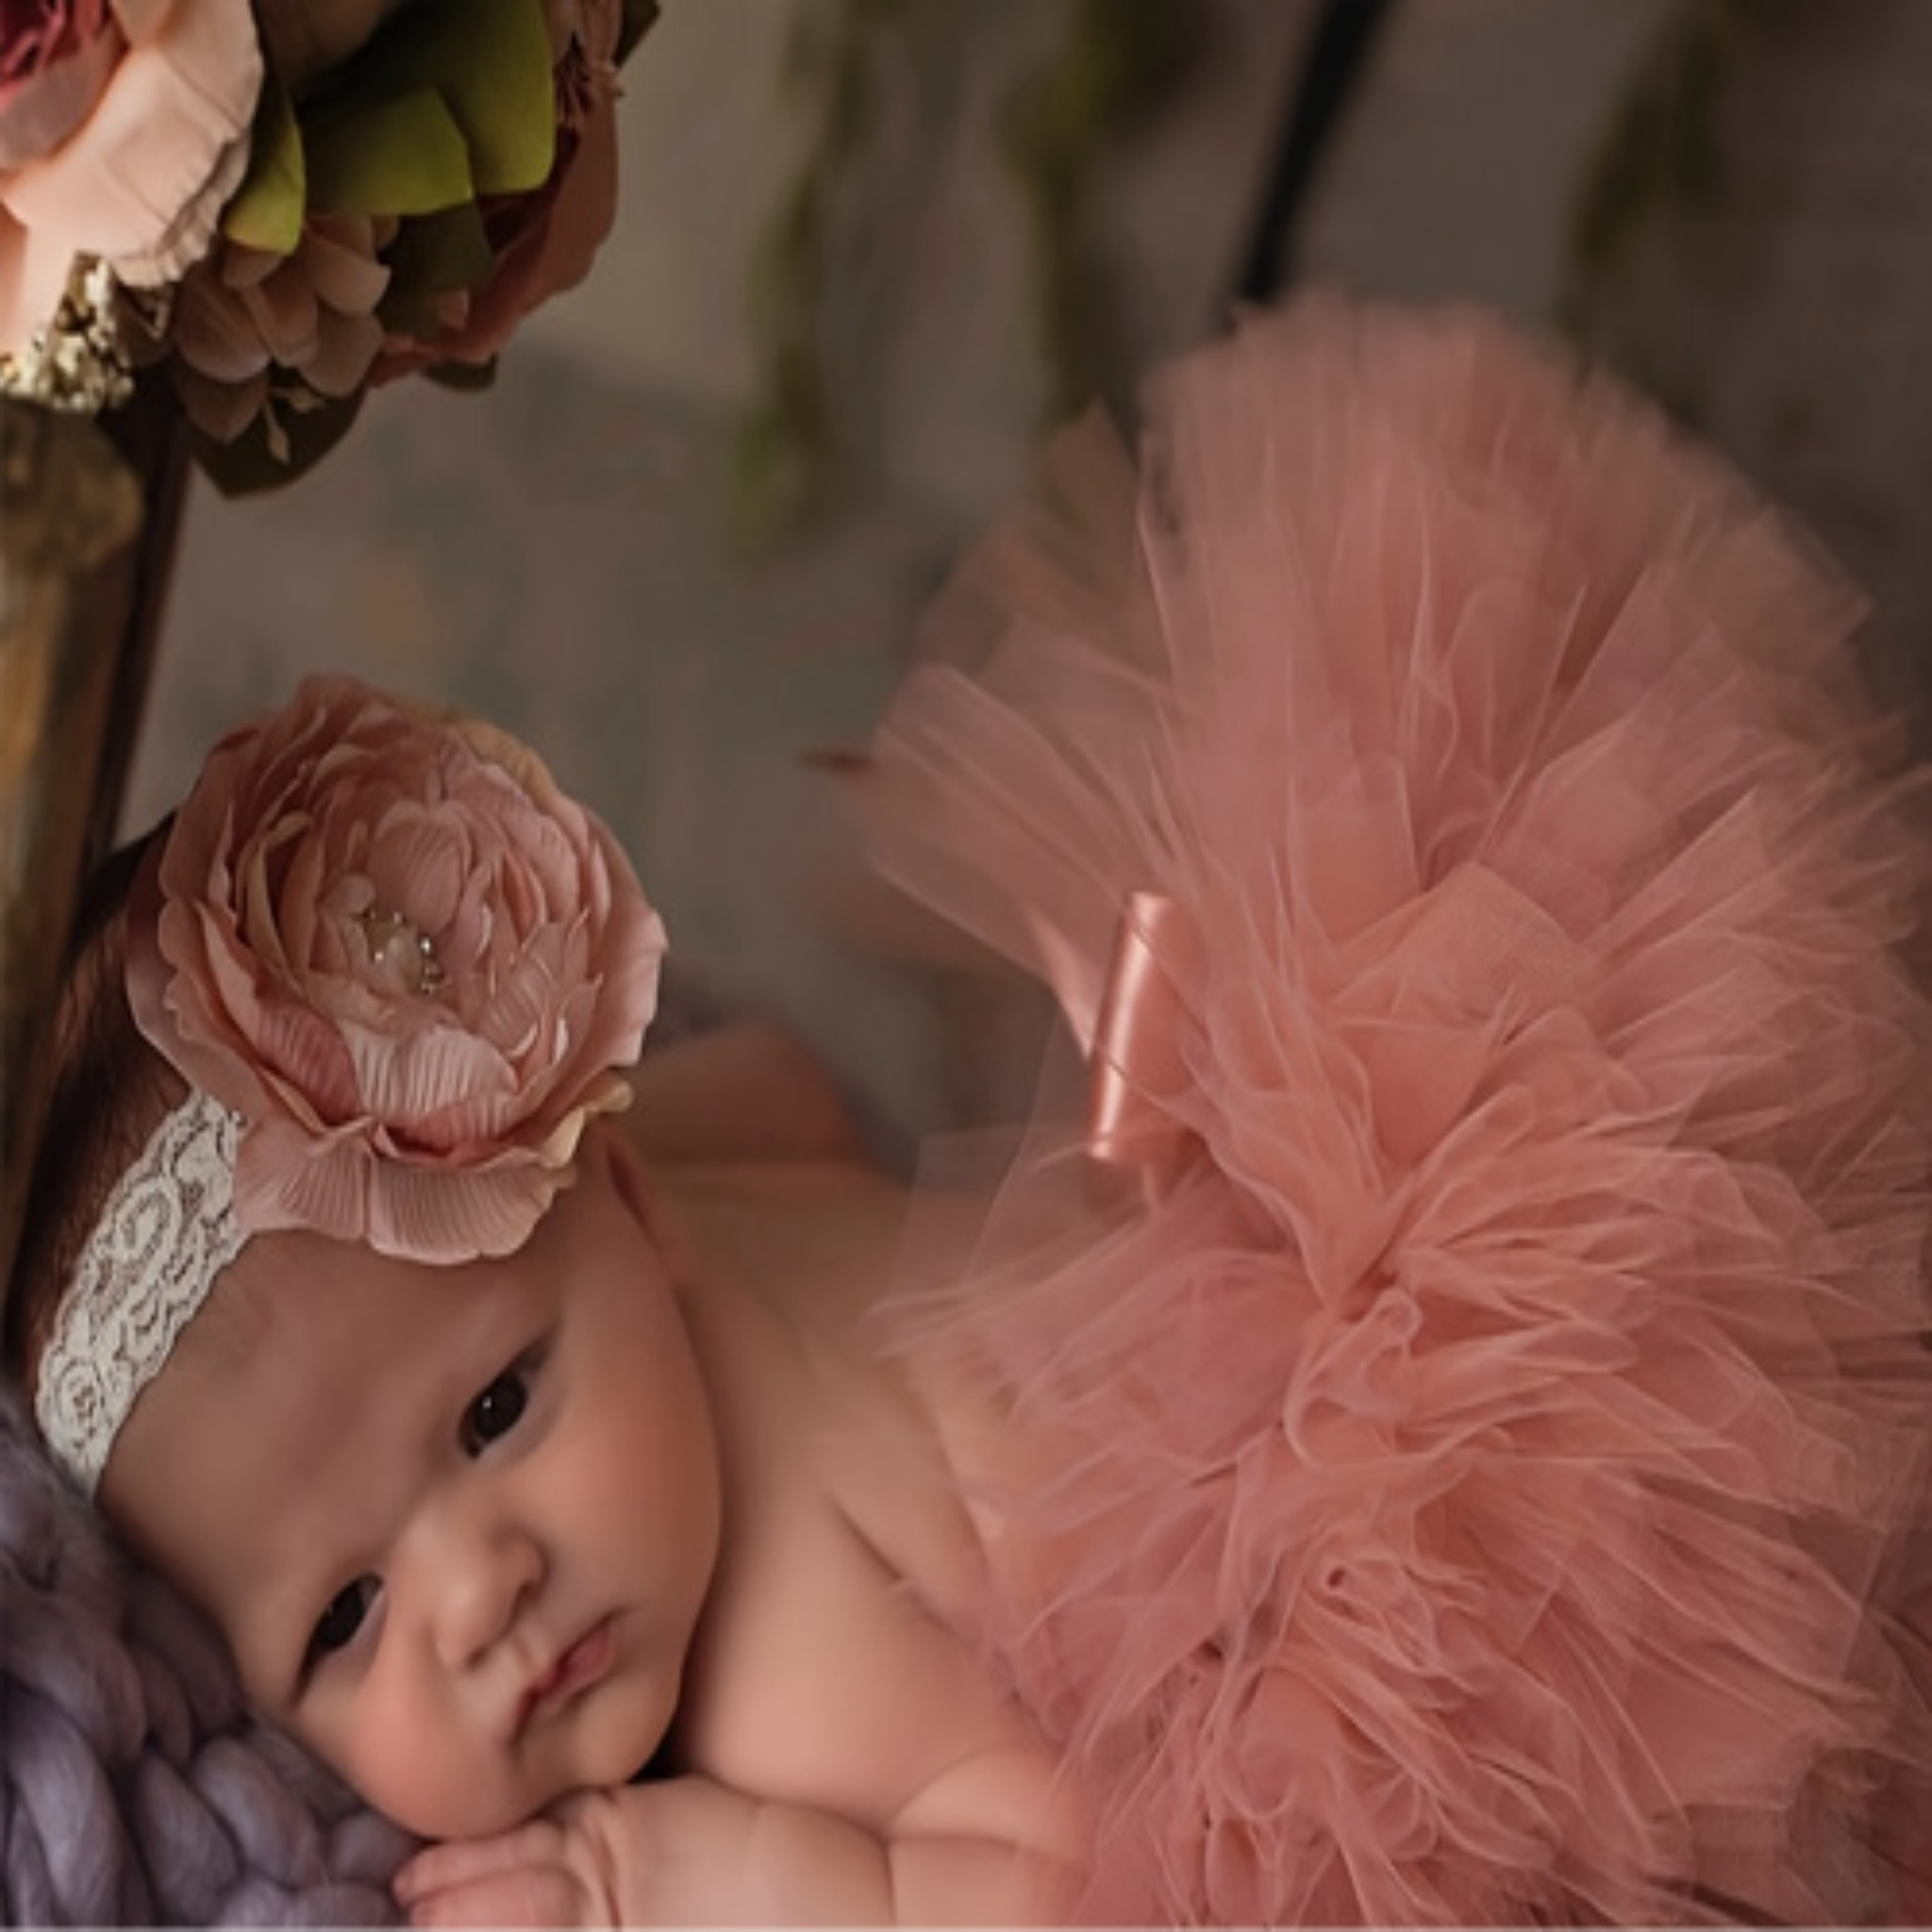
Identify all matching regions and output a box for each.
[125,676,667,1262]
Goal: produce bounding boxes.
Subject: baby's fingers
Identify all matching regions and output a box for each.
[395,1822,598,1926]
[403,1865,592,1927]
[395,1820,562,1899]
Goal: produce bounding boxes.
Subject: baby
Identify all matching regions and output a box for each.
[12,298,1932,1927]
[4,677,1088,1925]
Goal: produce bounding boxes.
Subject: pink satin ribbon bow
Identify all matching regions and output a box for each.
[1081,890,1203,1190]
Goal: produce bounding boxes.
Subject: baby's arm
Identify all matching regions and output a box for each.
[395,1765,1083,1926]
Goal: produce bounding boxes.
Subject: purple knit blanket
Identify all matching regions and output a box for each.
[0,1381,413,1924]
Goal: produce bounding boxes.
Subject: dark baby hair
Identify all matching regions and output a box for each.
[5,827,187,1405]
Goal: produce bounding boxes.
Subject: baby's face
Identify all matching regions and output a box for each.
[100,1127,720,1840]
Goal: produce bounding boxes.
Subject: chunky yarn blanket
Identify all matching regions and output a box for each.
[0,1381,413,1925]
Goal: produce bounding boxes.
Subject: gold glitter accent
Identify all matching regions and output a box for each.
[357,904,446,995]
[0,258,157,415]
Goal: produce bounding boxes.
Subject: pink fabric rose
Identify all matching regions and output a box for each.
[0,0,261,352]
[125,676,668,1263]
[372,0,622,383]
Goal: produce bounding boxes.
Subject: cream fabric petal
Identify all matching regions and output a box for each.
[302,307,382,398]
[494,793,580,905]
[475,950,551,1063]
[226,973,364,1124]
[301,221,389,315]
[217,241,283,293]
[139,935,273,1113]
[365,807,468,934]
[341,1015,512,1141]
[235,1124,370,1245]
[529,1073,628,1167]
[110,130,253,288]
[242,263,320,366]
[169,358,268,444]
[0,27,122,171]
[5,0,258,276]
[0,208,85,350]
[369,1156,558,1263]
[595,896,667,1041]
[275,832,330,974]
[171,267,272,381]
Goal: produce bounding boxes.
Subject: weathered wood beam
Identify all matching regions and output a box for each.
[0,389,189,1305]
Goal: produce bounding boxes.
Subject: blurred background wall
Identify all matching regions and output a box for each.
[125,0,1932,1140]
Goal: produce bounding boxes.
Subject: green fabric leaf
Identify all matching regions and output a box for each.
[349,0,556,198]
[192,386,367,495]
[305,91,476,218]
[391,203,497,298]
[223,78,306,254]
[423,356,499,393]
[377,203,495,336]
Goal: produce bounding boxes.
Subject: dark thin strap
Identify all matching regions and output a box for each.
[1236,0,1402,301]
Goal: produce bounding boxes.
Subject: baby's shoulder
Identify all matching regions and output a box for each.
[661,1161,1034,1829]
[625,1021,875,1169]
[656,1150,910,1338]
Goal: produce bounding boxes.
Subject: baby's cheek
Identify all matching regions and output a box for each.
[311,1690,526,1841]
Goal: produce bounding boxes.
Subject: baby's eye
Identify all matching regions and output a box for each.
[461,1364,529,1457]
[308,1575,379,1671]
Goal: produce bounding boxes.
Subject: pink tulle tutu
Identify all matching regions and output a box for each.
[862,299,1932,1924]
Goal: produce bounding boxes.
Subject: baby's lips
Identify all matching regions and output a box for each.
[514,1618,617,1737]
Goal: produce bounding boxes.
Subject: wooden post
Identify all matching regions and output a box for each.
[0,385,191,1307]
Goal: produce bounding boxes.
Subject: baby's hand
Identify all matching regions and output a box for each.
[392,1778,771,1927]
[391,1777,718,1932]
[392,1812,607,1927]
[396,1766,1074,1924]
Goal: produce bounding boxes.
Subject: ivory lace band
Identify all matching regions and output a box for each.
[35,1089,247,1494]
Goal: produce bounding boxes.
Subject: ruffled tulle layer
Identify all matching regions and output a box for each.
[862,300,1932,1924]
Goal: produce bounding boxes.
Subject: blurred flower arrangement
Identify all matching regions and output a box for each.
[0,0,657,491]
[728,0,1192,542]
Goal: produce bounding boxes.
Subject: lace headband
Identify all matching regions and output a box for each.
[35,1090,248,1495]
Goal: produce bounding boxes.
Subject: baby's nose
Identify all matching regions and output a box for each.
[423,1498,544,1668]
